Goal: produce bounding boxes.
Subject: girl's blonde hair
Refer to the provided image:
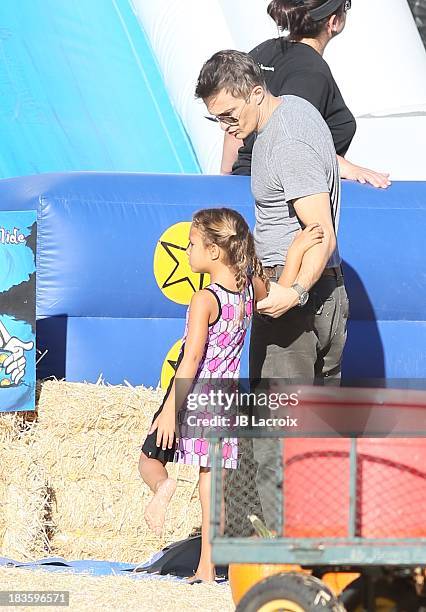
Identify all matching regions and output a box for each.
[192,207,269,293]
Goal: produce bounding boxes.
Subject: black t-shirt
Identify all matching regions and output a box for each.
[232,38,356,176]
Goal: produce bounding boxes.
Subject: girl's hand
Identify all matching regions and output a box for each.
[149,402,176,450]
[289,223,324,256]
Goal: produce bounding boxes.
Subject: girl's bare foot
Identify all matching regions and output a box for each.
[144,478,177,536]
[187,564,216,584]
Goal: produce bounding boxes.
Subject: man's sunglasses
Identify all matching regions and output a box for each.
[204,96,250,126]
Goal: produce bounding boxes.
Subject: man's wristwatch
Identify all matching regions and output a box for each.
[291,283,309,307]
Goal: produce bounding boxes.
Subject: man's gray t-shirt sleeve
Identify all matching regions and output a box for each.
[271,139,329,203]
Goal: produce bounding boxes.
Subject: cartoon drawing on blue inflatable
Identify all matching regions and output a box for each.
[0,321,34,386]
[0,211,36,411]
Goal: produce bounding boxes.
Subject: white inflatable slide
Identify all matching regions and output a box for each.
[131,0,426,178]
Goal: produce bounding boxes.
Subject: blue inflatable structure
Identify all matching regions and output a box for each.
[0,172,424,393]
[0,1,199,178]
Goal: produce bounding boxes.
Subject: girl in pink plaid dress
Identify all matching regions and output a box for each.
[173,278,253,468]
[139,208,323,583]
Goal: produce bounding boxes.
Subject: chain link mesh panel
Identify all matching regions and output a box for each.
[213,437,426,540]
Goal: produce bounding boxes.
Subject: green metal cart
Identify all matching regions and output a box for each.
[209,386,426,612]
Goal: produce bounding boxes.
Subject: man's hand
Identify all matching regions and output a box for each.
[256,282,299,318]
[2,336,34,385]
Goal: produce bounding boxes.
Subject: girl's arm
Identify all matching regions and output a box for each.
[252,276,268,303]
[149,290,217,450]
[278,223,324,288]
[252,224,324,307]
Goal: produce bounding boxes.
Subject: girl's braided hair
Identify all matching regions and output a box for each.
[192,208,269,294]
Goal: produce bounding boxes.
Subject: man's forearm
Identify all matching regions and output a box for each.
[295,233,336,290]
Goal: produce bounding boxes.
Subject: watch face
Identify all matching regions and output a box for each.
[292,283,309,307]
[300,291,309,307]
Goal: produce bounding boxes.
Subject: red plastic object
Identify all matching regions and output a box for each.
[283,437,426,538]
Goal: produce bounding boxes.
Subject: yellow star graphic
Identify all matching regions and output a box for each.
[153,222,209,305]
[161,241,205,293]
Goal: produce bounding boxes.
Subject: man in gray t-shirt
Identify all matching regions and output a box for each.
[196,50,349,531]
[252,94,341,269]
[196,49,348,372]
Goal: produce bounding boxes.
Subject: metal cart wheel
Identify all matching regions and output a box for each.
[235,572,345,612]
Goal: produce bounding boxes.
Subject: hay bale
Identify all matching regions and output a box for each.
[33,381,202,563]
[0,414,50,560]
[0,567,234,612]
[0,412,22,442]
[1,456,51,561]
[0,413,22,521]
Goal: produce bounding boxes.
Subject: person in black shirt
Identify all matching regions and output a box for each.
[222,0,391,189]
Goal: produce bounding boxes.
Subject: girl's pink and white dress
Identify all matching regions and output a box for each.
[174,281,254,469]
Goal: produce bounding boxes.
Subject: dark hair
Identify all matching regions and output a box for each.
[195,50,266,101]
[267,0,345,41]
[192,208,269,296]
